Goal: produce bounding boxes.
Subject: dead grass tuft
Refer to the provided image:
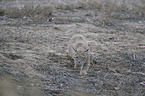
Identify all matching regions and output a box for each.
[5,3,53,20]
[54,1,74,10]
[5,7,23,18]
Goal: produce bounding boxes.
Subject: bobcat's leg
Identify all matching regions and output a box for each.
[80,60,90,75]
[74,61,77,68]
[80,63,88,75]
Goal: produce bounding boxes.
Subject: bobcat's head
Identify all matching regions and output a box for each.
[72,47,89,65]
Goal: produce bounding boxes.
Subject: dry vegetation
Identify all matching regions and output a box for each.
[0,0,145,96]
[0,79,16,96]
[5,3,53,20]
[1,0,145,24]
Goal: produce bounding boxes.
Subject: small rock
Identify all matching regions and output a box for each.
[139,21,142,23]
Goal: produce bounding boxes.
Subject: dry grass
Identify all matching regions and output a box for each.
[0,79,17,96]
[2,0,145,23]
[131,2,145,18]
[52,0,102,10]
[96,1,117,25]
[75,0,103,9]
[52,0,145,25]
[118,75,143,96]
[5,3,53,20]
[0,79,43,96]
[94,0,145,25]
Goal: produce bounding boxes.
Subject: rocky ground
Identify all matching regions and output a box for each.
[0,0,145,96]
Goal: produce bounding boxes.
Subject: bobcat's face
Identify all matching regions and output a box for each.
[73,48,89,65]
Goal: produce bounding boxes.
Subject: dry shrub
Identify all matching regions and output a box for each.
[75,0,103,9]
[52,0,102,10]
[131,2,145,18]
[88,0,145,25]
[5,3,53,20]
[54,1,73,10]
[142,1,145,17]
[96,0,117,25]
[5,7,23,18]
[0,8,5,16]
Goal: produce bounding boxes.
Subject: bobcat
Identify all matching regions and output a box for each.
[68,34,90,75]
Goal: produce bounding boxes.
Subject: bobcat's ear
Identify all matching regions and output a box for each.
[72,47,77,52]
[84,49,89,53]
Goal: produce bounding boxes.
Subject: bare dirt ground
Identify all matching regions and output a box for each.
[0,0,145,96]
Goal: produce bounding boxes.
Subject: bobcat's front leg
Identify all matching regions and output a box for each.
[80,60,90,75]
[80,63,87,75]
[74,61,77,68]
